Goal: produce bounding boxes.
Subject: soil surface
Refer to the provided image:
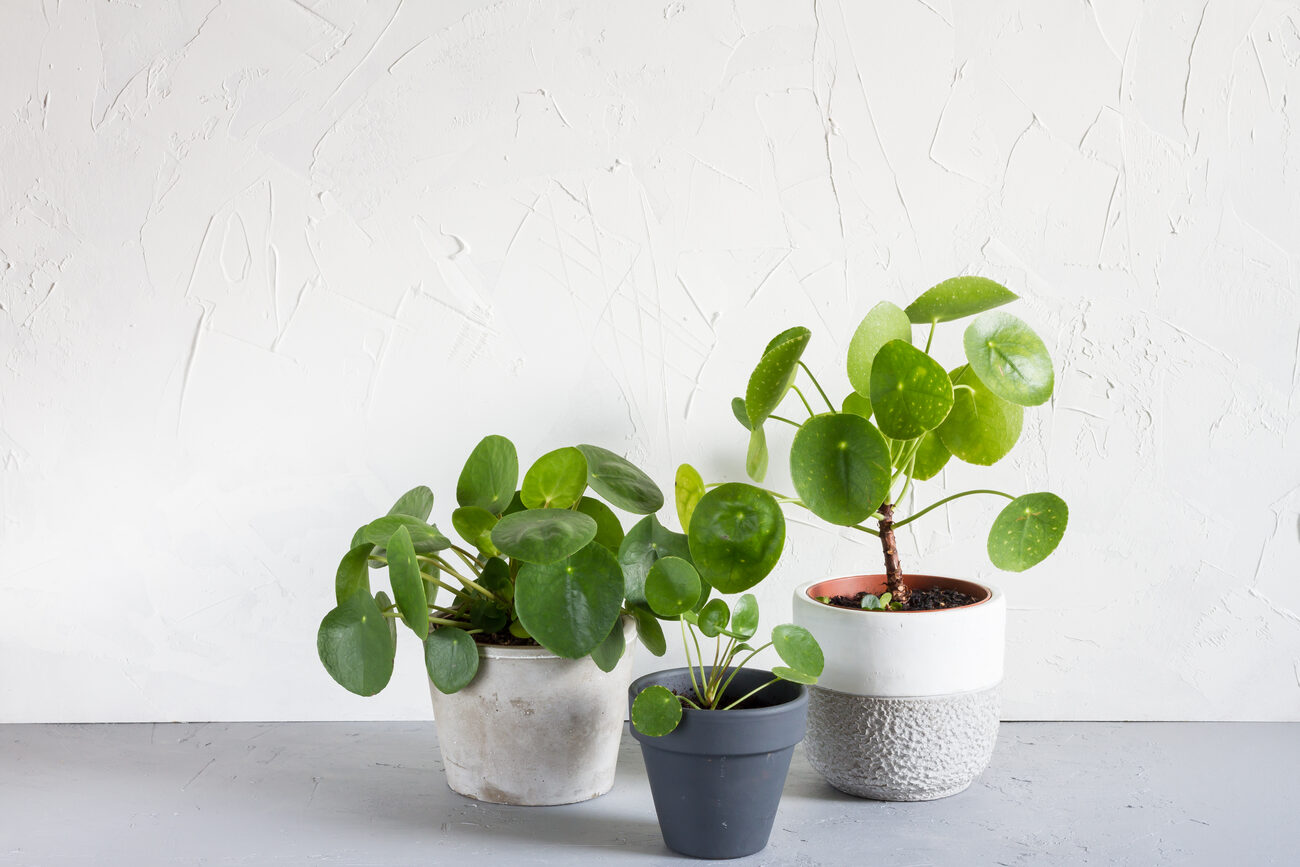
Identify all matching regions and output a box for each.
[828,587,978,611]
[472,632,540,647]
[671,687,776,711]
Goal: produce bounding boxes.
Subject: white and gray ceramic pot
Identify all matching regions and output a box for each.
[427,618,636,806]
[792,575,1005,801]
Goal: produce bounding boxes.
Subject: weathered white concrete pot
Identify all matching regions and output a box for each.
[792,575,1005,801]
[427,618,636,806]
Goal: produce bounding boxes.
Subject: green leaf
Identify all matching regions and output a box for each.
[904,275,1018,324]
[355,515,450,554]
[423,627,480,694]
[476,557,513,604]
[466,595,509,634]
[576,444,664,514]
[963,311,1054,406]
[631,607,668,657]
[987,492,1068,572]
[520,446,589,510]
[317,592,395,697]
[729,593,759,640]
[842,391,872,420]
[746,426,769,483]
[790,412,892,526]
[772,624,824,676]
[674,463,705,533]
[575,497,625,552]
[847,301,911,397]
[937,365,1023,466]
[745,327,812,427]
[515,542,624,658]
[631,684,683,737]
[619,515,695,610]
[590,619,627,673]
[386,526,428,639]
[451,506,500,556]
[456,435,519,514]
[508,618,531,639]
[335,543,374,605]
[911,431,952,481]
[687,483,785,594]
[697,598,730,638]
[503,490,526,516]
[644,556,703,618]
[387,486,434,521]
[730,397,752,430]
[860,593,884,610]
[771,666,818,685]
[490,508,598,565]
[869,339,954,439]
[374,591,397,644]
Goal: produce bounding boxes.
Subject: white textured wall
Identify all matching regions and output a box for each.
[1,0,1297,723]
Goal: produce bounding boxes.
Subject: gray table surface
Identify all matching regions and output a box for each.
[2,721,1296,865]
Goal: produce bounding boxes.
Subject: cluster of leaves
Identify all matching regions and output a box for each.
[733,276,1068,577]
[628,478,825,737]
[318,437,669,697]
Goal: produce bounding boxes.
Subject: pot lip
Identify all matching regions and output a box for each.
[476,615,635,659]
[795,574,1001,614]
[629,667,809,720]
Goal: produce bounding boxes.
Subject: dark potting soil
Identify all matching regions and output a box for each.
[827,587,978,611]
[670,688,776,711]
[472,632,540,647]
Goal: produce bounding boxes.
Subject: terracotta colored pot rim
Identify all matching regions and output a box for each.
[804,574,994,612]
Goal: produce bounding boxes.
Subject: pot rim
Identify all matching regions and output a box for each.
[629,667,808,719]
[474,615,635,659]
[796,574,1000,614]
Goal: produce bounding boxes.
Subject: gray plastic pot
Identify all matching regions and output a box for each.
[628,668,808,860]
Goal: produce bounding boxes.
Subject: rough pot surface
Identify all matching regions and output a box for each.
[793,575,1006,801]
[428,618,635,806]
[629,668,808,860]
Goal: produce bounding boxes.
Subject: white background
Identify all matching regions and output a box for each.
[2,0,1297,723]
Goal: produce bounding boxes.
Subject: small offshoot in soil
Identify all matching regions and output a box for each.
[827,588,978,611]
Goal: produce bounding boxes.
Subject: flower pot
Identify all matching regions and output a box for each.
[427,618,635,805]
[792,575,1005,801]
[628,667,808,859]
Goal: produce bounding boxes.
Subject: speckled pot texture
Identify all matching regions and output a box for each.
[793,575,1006,802]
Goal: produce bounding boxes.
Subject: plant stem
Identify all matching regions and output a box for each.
[790,385,816,418]
[433,556,503,603]
[421,575,472,602]
[769,413,801,428]
[720,677,781,710]
[892,489,1016,530]
[798,361,836,412]
[877,502,908,604]
[848,523,881,537]
[716,641,774,697]
[681,619,704,703]
[450,546,485,574]
[924,321,936,354]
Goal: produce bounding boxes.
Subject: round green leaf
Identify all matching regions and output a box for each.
[963,311,1054,406]
[475,557,513,604]
[386,526,429,639]
[590,619,627,673]
[631,684,683,737]
[521,447,589,510]
[911,431,952,481]
[355,515,450,553]
[387,485,434,521]
[631,607,667,657]
[772,624,824,677]
[575,497,625,552]
[904,275,1018,324]
[374,591,397,644]
[317,592,395,696]
[335,542,374,604]
[746,426,769,483]
[937,365,1023,466]
[745,327,811,427]
[697,598,730,638]
[515,542,624,658]
[730,397,752,430]
[771,666,818,685]
[490,508,598,565]
[847,301,911,397]
[687,483,785,594]
[645,556,703,617]
[988,492,1068,572]
[456,435,519,514]
[790,412,892,526]
[619,515,695,610]
[674,463,705,533]
[423,627,480,694]
[728,593,759,640]
[576,444,664,514]
[842,391,872,420]
[451,506,500,556]
[870,339,954,439]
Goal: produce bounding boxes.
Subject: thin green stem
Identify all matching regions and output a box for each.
[891,489,1015,530]
[450,546,485,574]
[790,385,815,418]
[798,361,836,412]
[681,618,703,702]
[421,575,472,602]
[433,556,503,603]
[680,696,703,710]
[720,677,781,711]
[924,321,936,354]
[769,414,801,428]
[717,641,774,697]
[848,523,881,537]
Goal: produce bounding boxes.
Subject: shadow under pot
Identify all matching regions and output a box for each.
[628,667,808,860]
[428,618,636,806]
[792,575,1005,801]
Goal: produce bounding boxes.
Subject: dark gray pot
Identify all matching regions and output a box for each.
[628,668,809,860]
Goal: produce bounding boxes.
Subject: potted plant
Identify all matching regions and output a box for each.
[317,435,670,806]
[720,275,1069,801]
[627,481,824,859]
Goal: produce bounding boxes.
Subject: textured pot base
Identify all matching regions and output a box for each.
[804,685,1000,801]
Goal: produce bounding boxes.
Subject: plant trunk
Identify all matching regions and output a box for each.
[877,503,908,605]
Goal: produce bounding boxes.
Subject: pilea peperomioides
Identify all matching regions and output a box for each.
[717,275,1068,607]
